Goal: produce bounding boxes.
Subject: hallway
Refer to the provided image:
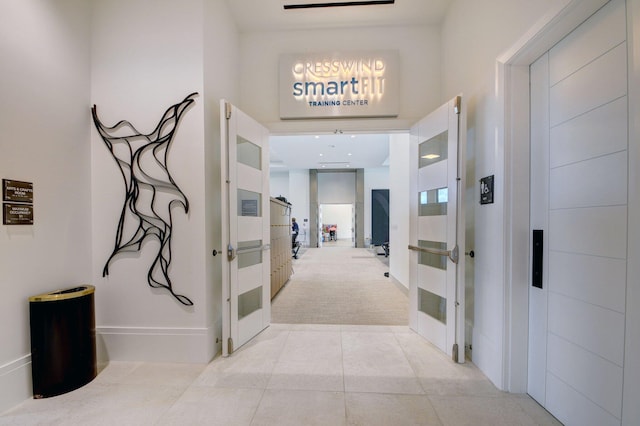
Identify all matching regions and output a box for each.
[1,324,560,425]
[271,246,406,325]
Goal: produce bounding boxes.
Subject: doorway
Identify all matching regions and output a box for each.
[269,133,408,327]
[319,203,354,247]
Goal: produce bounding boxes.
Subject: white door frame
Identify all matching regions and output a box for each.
[498,5,640,423]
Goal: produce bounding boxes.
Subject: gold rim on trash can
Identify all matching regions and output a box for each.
[29,285,95,302]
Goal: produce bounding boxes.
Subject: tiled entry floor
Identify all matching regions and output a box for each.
[1,324,561,425]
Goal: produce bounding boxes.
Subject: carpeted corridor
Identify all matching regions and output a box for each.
[271,246,408,325]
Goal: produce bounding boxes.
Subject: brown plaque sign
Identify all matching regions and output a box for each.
[3,203,34,225]
[3,179,33,203]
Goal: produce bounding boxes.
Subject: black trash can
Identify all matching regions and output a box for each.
[29,285,97,399]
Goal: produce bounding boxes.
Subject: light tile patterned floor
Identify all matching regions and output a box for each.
[1,324,561,425]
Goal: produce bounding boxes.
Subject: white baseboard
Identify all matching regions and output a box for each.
[0,355,32,414]
[97,324,219,364]
[389,273,409,295]
[1,324,222,414]
[472,329,503,390]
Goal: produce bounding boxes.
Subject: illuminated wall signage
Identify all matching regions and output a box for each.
[279,51,399,119]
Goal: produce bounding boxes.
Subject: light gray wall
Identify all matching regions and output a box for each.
[0,0,92,411]
[318,171,356,204]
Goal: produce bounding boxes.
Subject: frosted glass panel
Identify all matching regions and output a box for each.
[418,240,447,270]
[419,187,448,216]
[237,135,261,170]
[419,131,448,168]
[238,287,262,320]
[238,240,263,269]
[419,288,446,324]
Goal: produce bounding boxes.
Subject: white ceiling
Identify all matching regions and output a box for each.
[270,133,391,171]
[225,0,451,171]
[225,0,451,32]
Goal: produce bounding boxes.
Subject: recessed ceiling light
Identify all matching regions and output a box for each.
[347,153,352,156]
[319,153,323,156]
[351,135,356,139]
[314,135,320,139]
[421,154,440,160]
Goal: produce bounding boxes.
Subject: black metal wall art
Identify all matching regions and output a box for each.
[91,92,198,306]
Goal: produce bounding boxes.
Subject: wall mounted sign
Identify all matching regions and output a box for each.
[3,179,33,203]
[480,175,494,205]
[241,199,259,217]
[279,50,400,119]
[3,203,34,225]
[3,179,34,225]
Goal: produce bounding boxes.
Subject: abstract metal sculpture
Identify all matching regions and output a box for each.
[91,92,198,306]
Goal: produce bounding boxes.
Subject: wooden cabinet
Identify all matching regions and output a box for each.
[270,198,292,299]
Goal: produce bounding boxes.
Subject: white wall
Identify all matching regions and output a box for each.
[90,0,238,364]
[0,0,92,411]
[270,171,290,200]
[625,2,640,424]
[203,0,241,360]
[442,0,553,388]
[269,169,310,245]
[389,134,411,290]
[288,169,310,245]
[441,0,567,389]
[320,204,353,241]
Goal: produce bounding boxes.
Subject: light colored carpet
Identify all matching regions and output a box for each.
[271,246,408,325]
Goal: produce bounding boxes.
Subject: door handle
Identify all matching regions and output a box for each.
[532,230,543,288]
[408,244,459,264]
[227,244,236,261]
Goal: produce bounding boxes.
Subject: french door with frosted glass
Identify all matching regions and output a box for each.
[408,96,465,362]
[220,100,271,356]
